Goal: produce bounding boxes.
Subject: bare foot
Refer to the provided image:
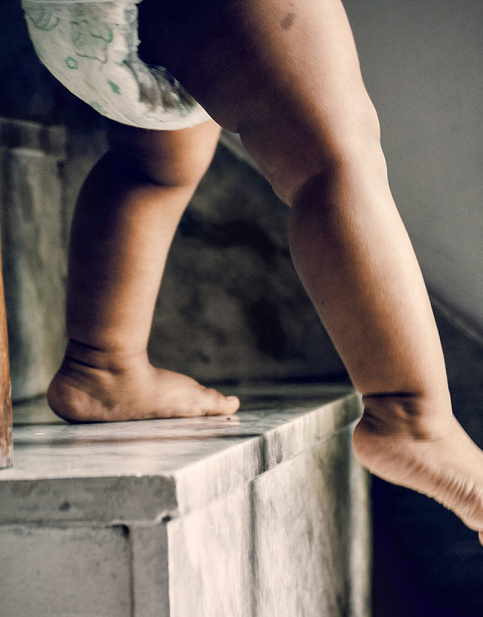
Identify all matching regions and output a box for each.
[353,404,483,545]
[47,342,240,422]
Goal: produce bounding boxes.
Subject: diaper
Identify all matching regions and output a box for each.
[21,0,211,130]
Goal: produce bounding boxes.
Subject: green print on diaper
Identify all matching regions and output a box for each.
[26,8,60,31]
[89,102,106,115]
[108,81,121,95]
[70,6,113,64]
[65,57,78,70]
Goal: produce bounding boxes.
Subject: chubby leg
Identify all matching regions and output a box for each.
[139,0,483,539]
[48,119,240,422]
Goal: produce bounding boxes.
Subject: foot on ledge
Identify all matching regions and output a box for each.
[47,344,240,423]
[353,400,483,545]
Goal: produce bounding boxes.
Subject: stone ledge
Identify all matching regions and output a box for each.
[1,385,359,523]
[0,386,371,617]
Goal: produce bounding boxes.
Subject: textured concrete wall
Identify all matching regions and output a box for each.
[149,144,344,383]
[1,525,132,617]
[0,118,67,400]
[0,115,345,395]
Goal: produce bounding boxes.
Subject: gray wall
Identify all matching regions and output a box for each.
[346,0,483,334]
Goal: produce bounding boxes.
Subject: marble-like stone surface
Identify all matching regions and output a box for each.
[0,388,370,617]
[0,117,67,400]
[253,431,353,617]
[347,438,373,617]
[1,387,357,517]
[169,429,368,617]
[168,424,371,617]
[168,485,253,617]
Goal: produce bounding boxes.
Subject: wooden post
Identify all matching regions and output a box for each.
[0,247,12,469]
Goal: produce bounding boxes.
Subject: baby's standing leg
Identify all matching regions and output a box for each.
[139,0,483,539]
[48,119,240,422]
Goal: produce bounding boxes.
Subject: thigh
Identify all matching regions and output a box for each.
[138,0,377,199]
[106,119,221,187]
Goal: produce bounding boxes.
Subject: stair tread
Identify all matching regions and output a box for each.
[0,385,359,523]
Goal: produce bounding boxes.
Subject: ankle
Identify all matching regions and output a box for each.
[359,390,453,440]
[63,339,149,373]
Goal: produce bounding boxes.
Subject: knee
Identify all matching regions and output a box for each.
[106,120,221,188]
[253,95,385,207]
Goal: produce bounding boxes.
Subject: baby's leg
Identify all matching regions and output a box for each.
[48,119,239,422]
[139,0,483,539]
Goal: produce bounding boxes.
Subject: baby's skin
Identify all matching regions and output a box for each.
[47,0,483,544]
[48,121,240,422]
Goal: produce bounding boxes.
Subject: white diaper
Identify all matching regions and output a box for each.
[21,0,211,130]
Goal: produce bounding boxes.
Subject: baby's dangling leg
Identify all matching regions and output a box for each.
[137,0,483,540]
[48,120,239,422]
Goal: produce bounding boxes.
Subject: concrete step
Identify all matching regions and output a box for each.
[0,385,370,617]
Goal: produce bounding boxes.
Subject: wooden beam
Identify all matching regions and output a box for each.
[0,248,12,469]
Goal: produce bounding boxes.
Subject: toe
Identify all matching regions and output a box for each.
[202,388,240,416]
